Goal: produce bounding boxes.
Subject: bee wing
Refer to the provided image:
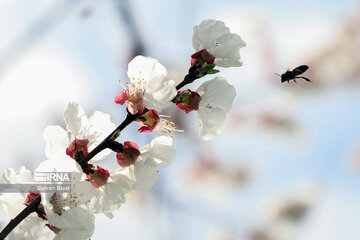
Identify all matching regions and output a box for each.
[293,65,309,75]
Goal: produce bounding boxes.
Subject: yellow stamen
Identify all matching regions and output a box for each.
[118,80,127,90]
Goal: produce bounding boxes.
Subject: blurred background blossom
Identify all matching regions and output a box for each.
[1,0,360,239]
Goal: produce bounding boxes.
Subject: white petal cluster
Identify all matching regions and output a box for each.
[129,135,176,190]
[35,158,96,240]
[192,19,246,67]
[0,193,50,240]
[86,168,134,216]
[48,207,94,240]
[0,167,50,240]
[2,166,32,184]
[87,135,176,215]
[127,56,177,111]
[196,77,236,140]
[0,134,177,239]
[45,102,116,161]
[0,17,244,239]
[1,142,98,240]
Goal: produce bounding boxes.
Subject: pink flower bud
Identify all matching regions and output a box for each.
[86,166,110,189]
[66,138,89,159]
[191,49,215,66]
[174,90,202,114]
[115,90,129,105]
[116,141,140,167]
[24,192,40,206]
[137,109,160,133]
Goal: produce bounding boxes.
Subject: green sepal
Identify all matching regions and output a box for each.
[196,64,220,78]
[207,69,220,74]
[204,64,215,70]
[174,91,191,102]
[178,91,191,99]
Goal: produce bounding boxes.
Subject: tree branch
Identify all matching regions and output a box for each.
[0,195,41,240]
[78,112,140,166]
[0,113,139,239]
[0,67,196,239]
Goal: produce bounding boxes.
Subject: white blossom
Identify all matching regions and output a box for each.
[129,135,176,191]
[43,127,134,216]
[35,158,96,240]
[43,102,136,216]
[34,157,97,209]
[45,102,116,161]
[0,18,247,239]
[86,168,134,216]
[196,77,236,140]
[125,55,177,112]
[0,166,50,240]
[0,193,50,240]
[2,166,32,184]
[192,19,246,67]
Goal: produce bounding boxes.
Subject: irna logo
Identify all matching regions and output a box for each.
[34,172,71,182]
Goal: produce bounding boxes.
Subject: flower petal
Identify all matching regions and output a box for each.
[43,126,70,160]
[192,19,230,51]
[197,107,226,140]
[0,192,26,219]
[129,136,176,191]
[88,169,133,214]
[140,135,176,167]
[84,111,116,142]
[197,77,236,112]
[213,33,246,67]
[85,111,116,161]
[143,75,177,111]
[2,166,32,184]
[35,157,83,183]
[129,162,158,191]
[70,181,98,204]
[127,56,167,82]
[192,19,246,68]
[47,207,95,240]
[63,102,88,138]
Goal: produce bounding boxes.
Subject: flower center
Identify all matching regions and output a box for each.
[137,109,160,133]
[199,101,213,110]
[50,193,65,215]
[204,103,212,109]
[86,166,110,188]
[127,71,147,100]
[66,138,89,160]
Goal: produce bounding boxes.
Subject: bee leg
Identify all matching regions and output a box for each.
[295,76,311,82]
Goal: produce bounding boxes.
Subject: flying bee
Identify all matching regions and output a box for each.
[276,65,311,83]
